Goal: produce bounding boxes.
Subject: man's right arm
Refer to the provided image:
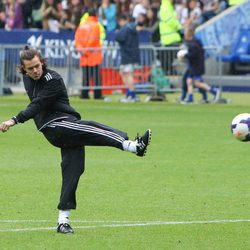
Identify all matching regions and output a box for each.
[0,119,16,133]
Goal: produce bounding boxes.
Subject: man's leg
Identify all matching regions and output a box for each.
[57,146,85,234]
[58,146,85,210]
[46,118,151,157]
[50,119,128,149]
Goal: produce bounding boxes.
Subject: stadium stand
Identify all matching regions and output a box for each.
[221,26,250,64]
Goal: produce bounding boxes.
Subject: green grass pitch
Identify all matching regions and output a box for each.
[0,92,250,249]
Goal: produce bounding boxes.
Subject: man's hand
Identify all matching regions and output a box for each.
[0,119,15,133]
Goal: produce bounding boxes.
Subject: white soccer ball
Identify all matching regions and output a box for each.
[177,49,188,59]
[231,113,250,141]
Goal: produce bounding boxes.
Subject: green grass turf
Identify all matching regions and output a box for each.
[0,92,250,249]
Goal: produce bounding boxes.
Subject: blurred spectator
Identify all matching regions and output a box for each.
[219,0,228,10]
[0,1,6,28]
[151,0,161,8]
[58,4,71,30]
[159,0,182,45]
[175,0,188,27]
[74,8,105,99]
[59,0,84,30]
[187,0,202,27]
[117,0,131,21]
[198,0,220,24]
[41,0,61,32]
[98,0,117,32]
[159,0,182,74]
[115,14,140,103]
[83,0,99,11]
[68,0,85,29]
[0,0,230,31]
[146,6,158,28]
[30,0,43,29]
[4,0,24,31]
[176,0,202,29]
[21,0,32,28]
[144,6,160,43]
[132,0,149,20]
[136,8,160,44]
[136,12,147,27]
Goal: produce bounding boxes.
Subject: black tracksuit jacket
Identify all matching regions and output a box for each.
[14,69,81,131]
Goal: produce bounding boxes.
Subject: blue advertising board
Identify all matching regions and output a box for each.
[0,29,151,67]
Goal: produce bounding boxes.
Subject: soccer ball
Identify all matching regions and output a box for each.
[177,49,188,59]
[231,113,250,141]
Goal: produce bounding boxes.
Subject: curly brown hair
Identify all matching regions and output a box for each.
[17,45,48,75]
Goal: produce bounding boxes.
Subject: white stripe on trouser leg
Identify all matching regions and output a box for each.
[54,121,125,143]
[61,121,125,142]
[49,121,125,144]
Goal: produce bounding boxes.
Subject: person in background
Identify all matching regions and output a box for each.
[59,0,84,31]
[30,0,43,29]
[98,0,117,32]
[177,26,219,103]
[198,0,220,24]
[40,0,61,32]
[115,14,140,103]
[21,0,33,28]
[116,0,131,21]
[0,1,5,28]
[4,0,24,31]
[74,8,105,99]
[151,0,161,8]
[143,6,160,43]
[175,0,188,29]
[132,0,149,20]
[186,0,202,28]
[67,0,85,30]
[158,0,182,75]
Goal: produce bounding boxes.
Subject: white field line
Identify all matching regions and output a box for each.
[0,220,146,223]
[0,219,250,232]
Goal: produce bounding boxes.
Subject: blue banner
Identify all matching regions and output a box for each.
[0,29,151,66]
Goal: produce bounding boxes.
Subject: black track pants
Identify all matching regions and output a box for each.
[42,117,129,210]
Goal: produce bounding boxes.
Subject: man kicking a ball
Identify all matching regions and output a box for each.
[0,46,152,234]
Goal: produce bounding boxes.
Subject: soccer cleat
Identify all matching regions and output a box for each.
[135,129,152,157]
[57,223,74,234]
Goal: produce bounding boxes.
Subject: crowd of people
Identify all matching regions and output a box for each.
[0,0,230,35]
[0,0,239,104]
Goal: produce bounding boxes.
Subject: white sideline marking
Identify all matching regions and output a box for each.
[0,220,144,223]
[0,219,250,232]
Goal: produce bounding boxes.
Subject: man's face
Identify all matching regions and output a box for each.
[23,55,43,81]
